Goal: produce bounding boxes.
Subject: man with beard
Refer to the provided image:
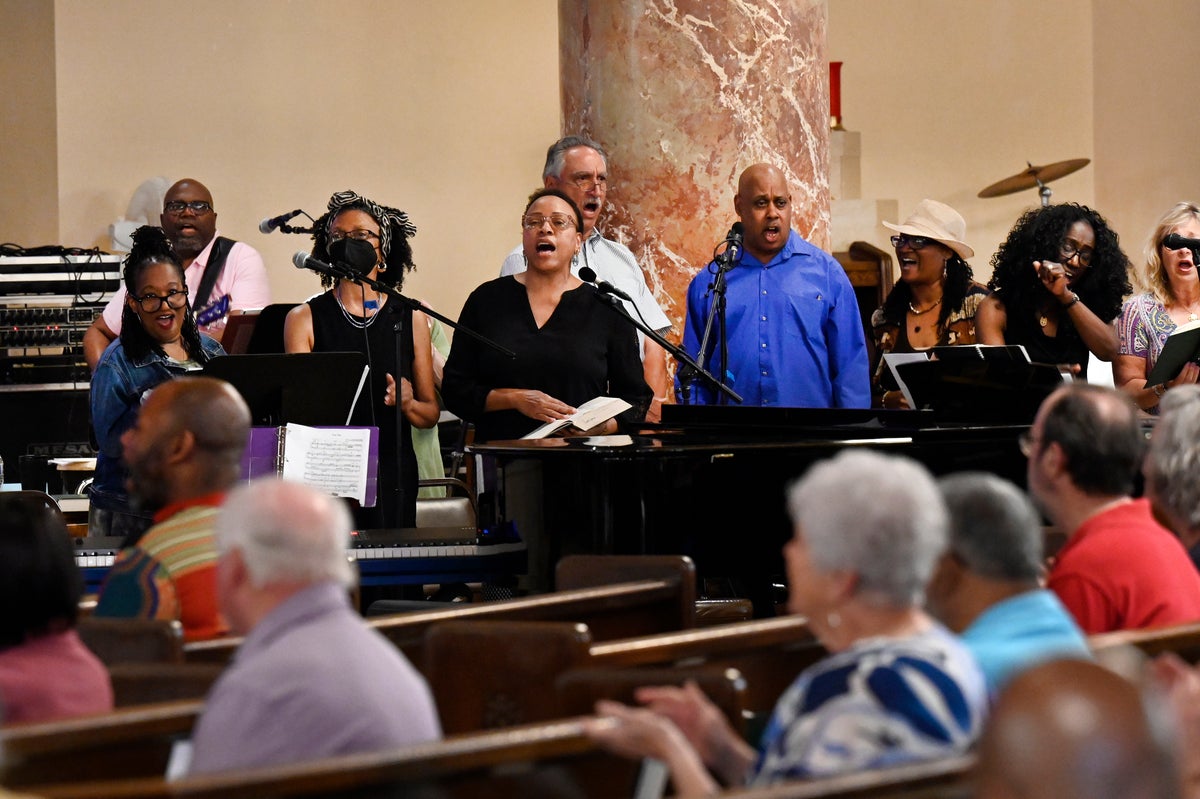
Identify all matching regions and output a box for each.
[83,178,271,370]
[680,163,870,408]
[500,136,672,421]
[93,377,250,641]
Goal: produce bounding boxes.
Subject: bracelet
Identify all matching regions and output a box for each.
[1153,383,1166,398]
[1062,292,1080,309]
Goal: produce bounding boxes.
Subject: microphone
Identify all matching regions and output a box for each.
[292,251,353,280]
[259,209,304,234]
[1163,233,1200,253]
[714,222,744,268]
[579,266,634,302]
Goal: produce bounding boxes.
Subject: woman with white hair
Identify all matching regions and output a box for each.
[586,450,987,795]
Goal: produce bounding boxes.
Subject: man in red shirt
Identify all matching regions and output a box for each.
[1025,383,1200,634]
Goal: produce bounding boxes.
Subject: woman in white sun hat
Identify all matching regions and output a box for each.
[871,199,989,408]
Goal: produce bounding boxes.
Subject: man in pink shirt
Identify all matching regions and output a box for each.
[1026,383,1200,634]
[83,178,271,369]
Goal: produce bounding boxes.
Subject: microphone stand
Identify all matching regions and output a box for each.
[678,237,742,405]
[591,289,740,407]
[300,258,514,528]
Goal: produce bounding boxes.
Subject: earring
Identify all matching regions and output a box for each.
[826,611,841,629]
[522,253,529,270]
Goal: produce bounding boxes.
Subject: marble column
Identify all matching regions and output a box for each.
[559,0,830,343]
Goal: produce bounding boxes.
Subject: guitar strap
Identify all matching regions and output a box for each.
[192,236,235,312]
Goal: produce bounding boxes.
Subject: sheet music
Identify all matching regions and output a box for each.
[883,352,929,409]
[281,423,370,503]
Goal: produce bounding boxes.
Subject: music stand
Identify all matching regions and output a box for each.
[202,352,368,427]
[895,350,1064,424]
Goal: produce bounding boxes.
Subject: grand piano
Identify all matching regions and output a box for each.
[470,405,1032,607]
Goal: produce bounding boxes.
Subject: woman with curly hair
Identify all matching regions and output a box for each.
[90,226,224,541]
[872,200,990,408]
[1114,202,1200,412]
[284,191,438,528]
[977,203,1131,378]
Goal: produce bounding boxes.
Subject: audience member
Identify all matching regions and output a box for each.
[500,135,672,421]
[443,188,650,442]
[1144,384,1200,570]
[284,190,439,528]
[872,199,989,408]
[1025,383,1200,633]
[89,226,225,543]
[978,203,1130,378]
[1116,202,1200,412]
[187,478,440,774]
[680,163,869,408]
[586,450,985,794]
[976,659,1181,799]
[0,495,113,724]
[927,472,1090,694]
[93,377,250,641]
[84,178,270,369]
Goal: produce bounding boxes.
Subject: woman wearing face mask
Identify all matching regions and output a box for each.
[90,226,224,540]
[977,204,1130,378]
[871,200,989,409]
[284,190,439,529]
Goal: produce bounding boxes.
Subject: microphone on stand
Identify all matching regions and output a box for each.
[1163,233,1200,254]
[259,209,305,234]
[292,251,355,281]
[714,222,744,269]
[579,266,634,303]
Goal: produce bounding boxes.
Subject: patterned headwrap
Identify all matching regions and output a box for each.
[325,189,417,259]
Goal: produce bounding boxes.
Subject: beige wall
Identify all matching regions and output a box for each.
[0,0,59,243]
[1093,0,1200,262]
[828,0,1096,284]
[49,0,559,322]
[829,0,1200,286]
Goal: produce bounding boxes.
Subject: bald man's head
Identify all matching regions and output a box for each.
[976,659,1180,799]
[734,163,792,264]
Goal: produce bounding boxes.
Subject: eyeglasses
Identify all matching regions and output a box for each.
[522,213,577,232]
[1060,239,1094,266]
[328,229,380,243]
[567,174,608,192]
[1018,430,1041,458]
[891,235,939,250]
[132,289,189,313]
[163,200,213,215]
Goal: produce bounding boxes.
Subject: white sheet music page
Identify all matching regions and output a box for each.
[280,423,370,503]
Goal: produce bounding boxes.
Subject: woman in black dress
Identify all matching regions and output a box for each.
[284,190,438,528]
[442,188,650,442]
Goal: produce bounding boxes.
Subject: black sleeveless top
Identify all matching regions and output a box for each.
[309,290,417,528]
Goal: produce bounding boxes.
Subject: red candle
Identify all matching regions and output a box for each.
[829,61,843,129]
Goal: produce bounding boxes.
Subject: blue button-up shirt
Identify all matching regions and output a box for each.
[679,230,870,408]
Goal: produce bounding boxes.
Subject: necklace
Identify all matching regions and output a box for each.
[334,286,382,329]
[907,298,942,316]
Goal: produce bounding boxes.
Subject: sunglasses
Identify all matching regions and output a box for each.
[891,235,939,250]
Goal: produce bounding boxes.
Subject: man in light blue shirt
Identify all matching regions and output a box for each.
[679,163,869,408]
[928,472,1092,696]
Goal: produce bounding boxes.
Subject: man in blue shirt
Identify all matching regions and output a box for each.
[679,163,869,408]
[927,472,1091,696]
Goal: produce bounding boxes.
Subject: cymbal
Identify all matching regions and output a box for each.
[977,158,1091,199]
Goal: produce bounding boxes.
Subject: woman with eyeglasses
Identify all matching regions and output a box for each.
[977,203,1130,378]
[871,200,989,408]
[90,225,224,540]
[284,190,439,529]
[1114,202,1200,412]
[442,188,650,443]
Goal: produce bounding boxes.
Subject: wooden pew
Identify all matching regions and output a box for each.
[28,717,645,799]
[77,617,185,665]
[1089,620,1200,662]
[186,556,697,667]
[1,700,202,788]
[716,755,975,799]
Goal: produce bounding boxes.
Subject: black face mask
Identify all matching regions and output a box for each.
[328,237,379,275]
